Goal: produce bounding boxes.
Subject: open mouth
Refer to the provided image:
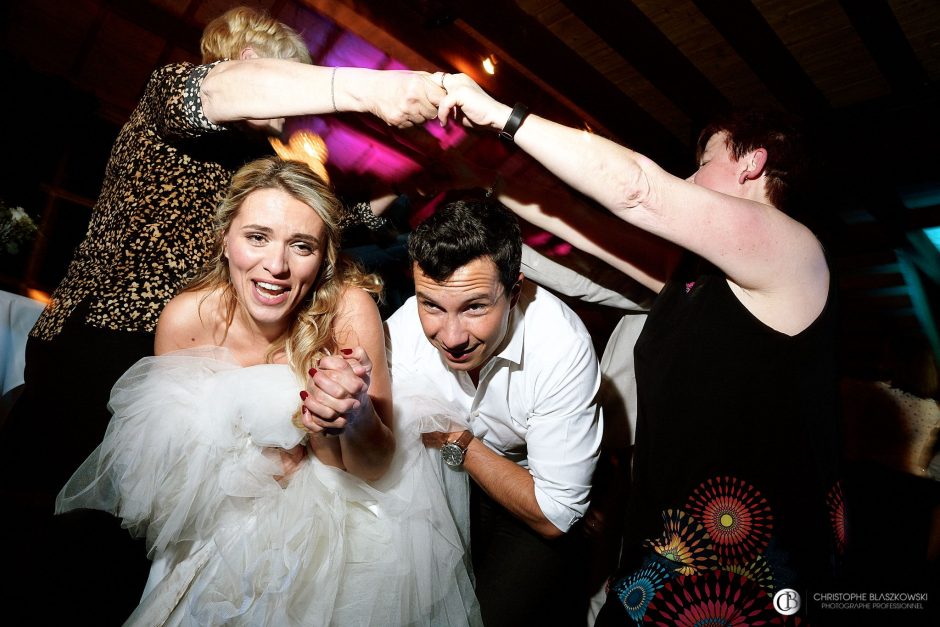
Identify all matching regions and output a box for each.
[444,346,477,363]
[253,280,289,302]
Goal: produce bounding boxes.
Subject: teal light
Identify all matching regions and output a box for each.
[899,184,940,209]
[925,226,940,252]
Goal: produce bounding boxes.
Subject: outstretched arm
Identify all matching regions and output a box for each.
[436,73,828,334]
[201,59,445,129]
[502,178,680,294]
[521,244,649,310]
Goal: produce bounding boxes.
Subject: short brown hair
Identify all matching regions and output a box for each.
[697,109,805,216]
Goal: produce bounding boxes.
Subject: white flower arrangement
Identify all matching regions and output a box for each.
[0,201,38,255]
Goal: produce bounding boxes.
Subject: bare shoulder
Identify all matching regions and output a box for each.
[335,285,380,318]
[730,226,830,336]
[334,285,382,345]
[155,288,223,354]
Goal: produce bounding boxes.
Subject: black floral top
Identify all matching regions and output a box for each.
[32,62,270,339]
[602,255,845,625]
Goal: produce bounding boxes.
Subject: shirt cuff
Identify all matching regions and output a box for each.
[339,201,388,231]
[185,61,227,133]
[534,484,583,533]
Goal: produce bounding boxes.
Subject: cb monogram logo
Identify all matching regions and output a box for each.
[773,588,801,615]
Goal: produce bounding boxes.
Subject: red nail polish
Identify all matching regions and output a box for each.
[308,368,317,377]
[340,348,353,355]
[299,390,309,400]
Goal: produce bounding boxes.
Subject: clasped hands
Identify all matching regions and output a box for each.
[376,70,508,132]
[298,346,372,437]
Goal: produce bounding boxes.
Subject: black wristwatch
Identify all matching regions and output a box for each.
[441,430,474,467]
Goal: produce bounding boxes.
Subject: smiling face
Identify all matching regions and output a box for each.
[413,257,521,377]
[223,187,327,336]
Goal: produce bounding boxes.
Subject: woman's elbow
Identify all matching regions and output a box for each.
[350,436,396,482]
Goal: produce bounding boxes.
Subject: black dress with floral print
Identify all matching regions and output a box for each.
[600,255,846,625]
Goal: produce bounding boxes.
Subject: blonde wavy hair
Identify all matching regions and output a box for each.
[200,6,312,64]
[185,157,382,378]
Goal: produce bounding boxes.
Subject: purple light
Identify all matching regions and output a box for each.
[288,8,467,184]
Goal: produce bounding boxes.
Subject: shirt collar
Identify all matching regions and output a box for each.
[489,300,525,367]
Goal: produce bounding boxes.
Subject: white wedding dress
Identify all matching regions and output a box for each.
[56,347,479,626]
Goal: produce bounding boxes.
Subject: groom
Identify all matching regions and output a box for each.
[385,193,603,626]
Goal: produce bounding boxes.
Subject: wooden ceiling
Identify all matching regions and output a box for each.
[2,0,939,372]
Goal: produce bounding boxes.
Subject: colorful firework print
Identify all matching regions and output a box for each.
[685,475,773,564]
[724,554,775,591]
[645,509,720,576]
[610,559,673,623]
[642,570,780,626]
[826,480,848,556]
[611,474,839,623]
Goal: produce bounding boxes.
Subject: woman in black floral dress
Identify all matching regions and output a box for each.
[434,76,845,625]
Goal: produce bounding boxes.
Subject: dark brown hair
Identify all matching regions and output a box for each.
[697,108,805,216]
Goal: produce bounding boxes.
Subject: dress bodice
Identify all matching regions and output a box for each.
[207,362,305,449]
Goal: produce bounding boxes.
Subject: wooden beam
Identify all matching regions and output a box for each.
[302,0,690,171]
[692,0,829,117]
[301,0,445,72]
[102,0,203,57]
[452,0,689,171]
[838,0,928,94]
[560,0,730,126]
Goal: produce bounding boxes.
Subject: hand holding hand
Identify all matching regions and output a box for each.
[299,347,372,435]
[435,73,513,131]
[366,70,447,128]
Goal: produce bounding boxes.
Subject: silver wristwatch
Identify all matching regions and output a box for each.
[441,430,474,467]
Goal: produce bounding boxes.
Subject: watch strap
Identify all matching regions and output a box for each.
[451,429,474,452]
[498,103,530,143]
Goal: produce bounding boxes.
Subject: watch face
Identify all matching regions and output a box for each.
[441,443,464,467]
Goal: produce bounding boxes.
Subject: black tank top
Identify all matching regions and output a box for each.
[612,254,844,621]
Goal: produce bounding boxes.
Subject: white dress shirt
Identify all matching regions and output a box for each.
[521,244,649,447]
[385,282,603,532]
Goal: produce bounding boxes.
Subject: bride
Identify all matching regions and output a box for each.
[56,157,478,626]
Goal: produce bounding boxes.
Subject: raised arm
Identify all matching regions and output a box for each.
[521,244,648,310]
[300,286,395,481]
[501,178,679,294]
[437,74,828,334]
[201,59,445,129]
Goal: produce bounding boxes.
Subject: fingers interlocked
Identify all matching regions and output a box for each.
[298,348,372,435]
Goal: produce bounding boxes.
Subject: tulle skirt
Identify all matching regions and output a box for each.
[56,348,479,626]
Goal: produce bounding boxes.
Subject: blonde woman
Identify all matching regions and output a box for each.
[57,158,478,626]
[3,6,446,618]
